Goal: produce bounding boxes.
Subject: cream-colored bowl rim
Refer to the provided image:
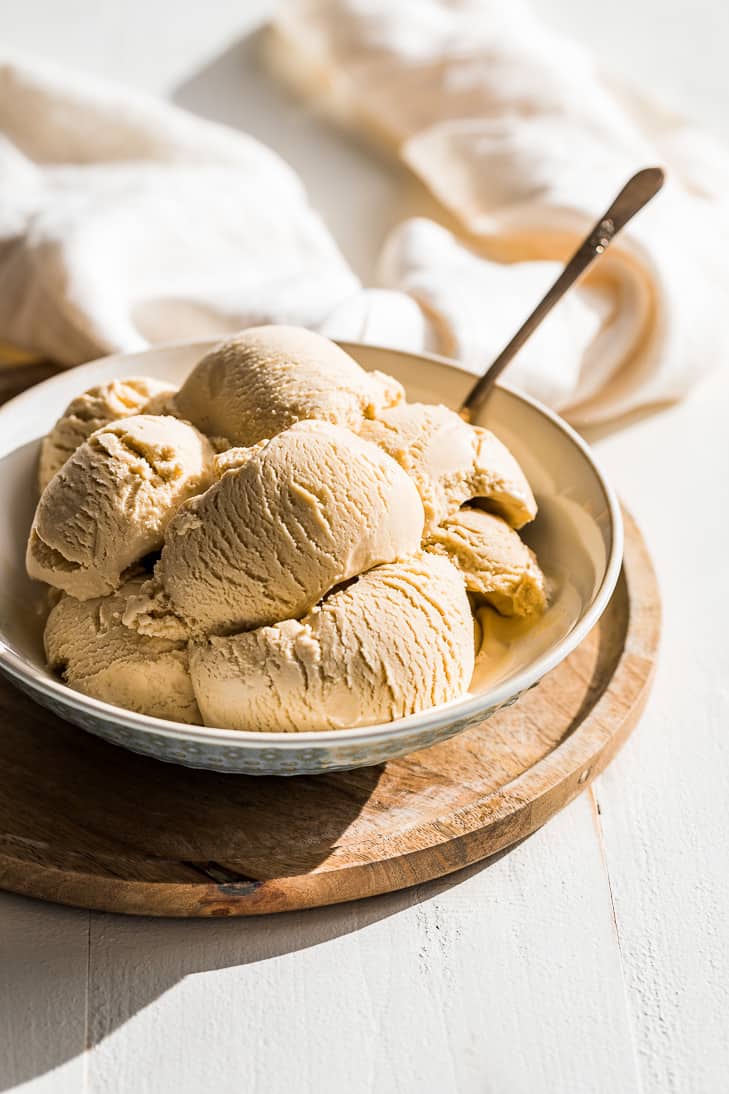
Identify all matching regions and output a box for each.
[0,340,624,750]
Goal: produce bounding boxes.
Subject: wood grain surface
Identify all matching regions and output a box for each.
[0,510,659,917]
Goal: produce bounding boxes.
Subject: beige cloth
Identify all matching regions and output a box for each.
[2,0,729,423]
[0,55,426,366]
[273,0,729,423]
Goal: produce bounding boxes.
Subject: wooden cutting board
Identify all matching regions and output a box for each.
[0,509,659,917]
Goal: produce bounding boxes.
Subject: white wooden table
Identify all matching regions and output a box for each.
[1,2,728,1090]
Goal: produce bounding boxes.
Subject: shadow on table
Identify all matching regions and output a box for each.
[0,850,518,1090]
[171,27,445,283]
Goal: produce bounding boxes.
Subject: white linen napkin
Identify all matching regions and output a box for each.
[272,0,729,423]
[0,55,427,367]
[1,0,728,425]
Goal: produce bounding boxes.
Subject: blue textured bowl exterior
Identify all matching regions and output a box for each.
[2,657,525,774]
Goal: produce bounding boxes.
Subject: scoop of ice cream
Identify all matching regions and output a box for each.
[138,389,180,418]
[426,507,546,617]
[360,403,536,533]
[38,377,176,493]
[189,552,474,732]
[471,425,538,529]
[212,443,267,476]
[149,419,425,637]
[121,577,188,642]
[45,577,199,723]
[27,415,216,600]
[174,325,404,446]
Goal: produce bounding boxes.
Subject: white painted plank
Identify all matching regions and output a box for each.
[85,793,637,1094]
[0,893,87,1093]
[589,369,729,1094]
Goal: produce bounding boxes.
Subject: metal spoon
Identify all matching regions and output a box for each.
[460,166,665,422]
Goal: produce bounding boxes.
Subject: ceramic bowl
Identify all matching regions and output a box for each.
[0,341,623,775]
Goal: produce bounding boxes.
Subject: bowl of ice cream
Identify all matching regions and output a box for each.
[0,331,622,775]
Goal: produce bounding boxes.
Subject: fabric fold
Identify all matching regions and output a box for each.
[0,54,364,365]
[272,0,729,421]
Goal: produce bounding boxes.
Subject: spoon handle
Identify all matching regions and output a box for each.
[460,166,665,421]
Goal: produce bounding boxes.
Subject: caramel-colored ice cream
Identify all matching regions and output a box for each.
[141,420,424,636]
[31,326,544,732]
[27,415,216,600]
[45,577,200,723]
[189,553,474,731]
[359,402,536,533]
[426,506,546,616]
[174,324,404,446]
[38,377,176,492]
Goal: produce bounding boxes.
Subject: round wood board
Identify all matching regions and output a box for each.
[0,509,659,918]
